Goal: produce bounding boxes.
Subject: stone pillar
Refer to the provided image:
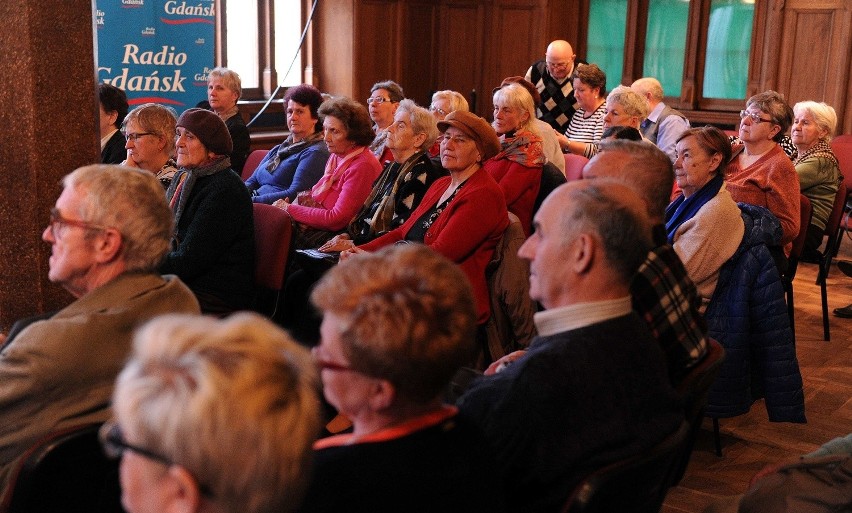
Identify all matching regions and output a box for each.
[0,1,100,330]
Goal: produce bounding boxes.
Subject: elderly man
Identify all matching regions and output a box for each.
[631,77,690,162]
[583,140,709,383]
[458,180,683,513]
[524,40,580,133]
[0,165,199,498]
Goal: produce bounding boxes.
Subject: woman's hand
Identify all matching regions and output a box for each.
[296,190,320,208]
[272,198,291,212]
[121,150,141,169]
[484,350,527,375]
[554,129,571,150]
[319,234,355,253]
[338,246,366,261]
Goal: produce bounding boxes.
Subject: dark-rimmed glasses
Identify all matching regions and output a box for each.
[739,110,774,124]
[48,208,110,237]
[99,421,173,465]
[99,421,215,497]
[123,131,155,143]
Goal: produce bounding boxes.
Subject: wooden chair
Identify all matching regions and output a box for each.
[783,195,813,335]
[814,182,847,341]
[564,153,589,181]
[252,202,293,319]
[674,338,725,477]
[562,421,690,513]
[3,424,122,513]
[242,149,270,181]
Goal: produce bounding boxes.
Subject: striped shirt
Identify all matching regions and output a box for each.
[565,103,606,143]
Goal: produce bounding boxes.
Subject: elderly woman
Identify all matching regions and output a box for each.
[300,244,505,512]
[487,82,545,236]
[280,100,442,345]
[791,101,841,261]
[105,313,320,513]
[367,80,404,164]
[564,85,648,159]
[162,108,255,314]
[207,67,250,174]
[665,127,744,299]
[428,90,469,157]
[555,63,607,151]
[274,97,382,249]
[120,103,179,188]
[725,90,800,260]
[245,85,330,204]
[99,83,129,164]
[343,111,509,327]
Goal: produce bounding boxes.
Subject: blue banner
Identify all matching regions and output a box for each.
[95,0,215,109]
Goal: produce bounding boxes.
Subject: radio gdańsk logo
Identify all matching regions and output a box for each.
[121,0,144,7]
[161,1,215,24]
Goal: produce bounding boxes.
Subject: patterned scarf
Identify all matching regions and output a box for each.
[369,125,389,158]
[349,151,424,240]
[793,139,839,171]
[266,131,324,173]
[494,129,546,167]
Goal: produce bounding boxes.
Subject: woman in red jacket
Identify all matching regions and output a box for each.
[342,111,509,326]
[486,82,545,236]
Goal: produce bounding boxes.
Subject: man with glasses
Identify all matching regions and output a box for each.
[524,40,582,133]
[0,165,199,499]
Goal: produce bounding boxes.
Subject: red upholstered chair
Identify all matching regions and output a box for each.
[830,134,852,246]
[242,149,269,181]
[564,153,589,181]
[252,202,293,318]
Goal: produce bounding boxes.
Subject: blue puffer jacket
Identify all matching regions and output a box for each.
[704,204,806,423]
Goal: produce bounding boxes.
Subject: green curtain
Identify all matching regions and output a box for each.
[703,0,754,99]
[643,0,689,97]
[587,0,627,93]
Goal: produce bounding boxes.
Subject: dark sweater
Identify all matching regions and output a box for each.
[458,313,683,512]
[225,113,251,175]
[161,168,255,311]
[299,411,506,513]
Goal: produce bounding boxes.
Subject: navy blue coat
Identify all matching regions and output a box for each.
[704,204,806,423]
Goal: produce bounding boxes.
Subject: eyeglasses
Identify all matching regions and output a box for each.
[123,131,155,143]
[311,346,355,372]
[366,97,393,105]
[99,421,173,465]
[545,61,572,70]
[739,110,774,124]
[99,421,215,497]
[429,105,448,117]
[48,208,110,237]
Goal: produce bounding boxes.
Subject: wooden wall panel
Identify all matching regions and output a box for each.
[400,2,439,107]
[314,0,354,97]
[437,2,486,113]
[355,0,400,103]
[491,4,543,90]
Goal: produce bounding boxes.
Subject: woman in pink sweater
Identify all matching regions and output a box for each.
[724,90,800,261]
[274,97,382,248]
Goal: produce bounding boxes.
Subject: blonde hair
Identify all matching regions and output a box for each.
[114,313,321,513]
[492,82,536,133]
[123,103,179,155]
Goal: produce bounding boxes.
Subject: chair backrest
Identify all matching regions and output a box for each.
[4,424,122,513]
[533,161,568,217]
[564,153,589,181]
[823,182,847,259]
[562,421,690,513]
[252,202,293,292]
[786,194,813,281]
[242,149,269,181]
[671,338,725,485]
[831,135,852,199]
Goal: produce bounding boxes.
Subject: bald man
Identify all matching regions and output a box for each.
[459,180,682,513]
[525,40,582,132]
[631,77,690,162]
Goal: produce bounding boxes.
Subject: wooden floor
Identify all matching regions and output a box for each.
[662,239,852,512]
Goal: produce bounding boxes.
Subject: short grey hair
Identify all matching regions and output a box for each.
[592,140,673,220]
[557,181,652,283]
[607,85,651,119]
[114,312,320,513]
[793,101,838,142]
[397,99,439,151]
[431,90,469,113]
[746,90,793,143]
[122,103,179,155]
[208,67,242,99]
[62,165,173,272]
[632,77,664,102]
